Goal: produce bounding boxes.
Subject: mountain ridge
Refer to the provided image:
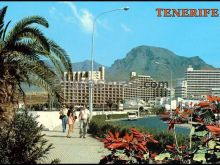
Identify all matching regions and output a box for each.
[22,45,216,92]
[73,45,215,82]
[104,45,214,81]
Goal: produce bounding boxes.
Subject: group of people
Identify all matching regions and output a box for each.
[59,104,90,138]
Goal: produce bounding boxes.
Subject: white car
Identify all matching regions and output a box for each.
[127,112,138,120]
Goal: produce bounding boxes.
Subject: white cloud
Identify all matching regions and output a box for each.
[63,2,93,33]
[80,9,93,33]
[50,2,111,33]
[121,23,132,32]
[49,6,74,23]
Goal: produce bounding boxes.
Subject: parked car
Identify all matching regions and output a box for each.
[127,112,138,120]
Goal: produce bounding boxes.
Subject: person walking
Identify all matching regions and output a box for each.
[79,104,90,138]
[59,105,68,132]
[66,106,76,138]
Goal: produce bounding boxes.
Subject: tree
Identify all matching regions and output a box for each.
[0,6,72,125]
[106,99,113,111]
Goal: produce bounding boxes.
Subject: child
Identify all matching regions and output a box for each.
[66,107,76,138]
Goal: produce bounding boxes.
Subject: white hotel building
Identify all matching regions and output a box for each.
[175,65,220,98]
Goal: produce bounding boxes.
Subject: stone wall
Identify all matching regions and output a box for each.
[29,111,127,131]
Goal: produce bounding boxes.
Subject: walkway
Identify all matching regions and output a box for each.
[40,122,110,164]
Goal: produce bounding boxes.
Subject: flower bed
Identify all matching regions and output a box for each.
[88,114,188,153]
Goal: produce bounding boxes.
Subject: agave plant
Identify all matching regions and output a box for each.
[0,6,72,125]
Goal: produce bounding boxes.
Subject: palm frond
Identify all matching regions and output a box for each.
[27,41,65,77]
[9,57,57,80]
[6,26,50,52]
[11,16,48,29]
[45,54,64,77]
[5,16,49,45]
[5,42,36,57]
[0,6,7,26]
[48,40,72,72]
[0,11,71,105]
[27,73,63,101]
[16,27,49,52]
[2,20,11,41]
[0,6,8,39]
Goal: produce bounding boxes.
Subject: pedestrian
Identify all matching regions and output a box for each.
[67,105,77,120]
[59,104,68,132]
[66,106,76,138]
[78,104,90,138]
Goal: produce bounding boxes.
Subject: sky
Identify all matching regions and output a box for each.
[1,1,220,68]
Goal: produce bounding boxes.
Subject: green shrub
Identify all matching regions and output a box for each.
[0,109,58,164]
[151,107,166,115]
[88,114,189,153]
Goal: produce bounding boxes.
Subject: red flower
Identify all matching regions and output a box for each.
[168,120,175,130]
[206,125,220,135]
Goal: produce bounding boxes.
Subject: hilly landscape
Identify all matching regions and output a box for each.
[22,45,216,92]
[73,45,215,82]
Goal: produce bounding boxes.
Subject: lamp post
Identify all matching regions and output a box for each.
[155,61,173,116]
[89,7,129,118]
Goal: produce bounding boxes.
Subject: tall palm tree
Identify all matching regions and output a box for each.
[0,6,72,125]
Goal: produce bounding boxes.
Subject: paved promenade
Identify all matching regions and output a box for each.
[40,121,110,164]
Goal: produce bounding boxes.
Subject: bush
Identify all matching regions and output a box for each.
[0,109,58,164]
[151,107,166,115]
[88,115,189,153]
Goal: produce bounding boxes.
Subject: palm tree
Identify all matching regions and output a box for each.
[0,6,72,125]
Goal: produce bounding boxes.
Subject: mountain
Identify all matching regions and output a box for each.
[105,45,215,82]
[71,60,108,71]
[22,45,216,92]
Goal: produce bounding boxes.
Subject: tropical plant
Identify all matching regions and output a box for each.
[151,106,166,115]
[0,109,59,164]
[89,114,188,147]
[155,95,220,164]
[99,128,158,164]
[0,6,72,125]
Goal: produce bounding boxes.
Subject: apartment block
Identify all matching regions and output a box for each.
[186,65,220,98]
[62,67,169,107]
[126,72,169,101]
[175,65,220,98]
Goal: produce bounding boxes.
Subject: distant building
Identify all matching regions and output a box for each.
[209,88,220,96]
[175,65,220,99]
[63,66,124,108]
[155,97,177,110]
[185,65,220,98]
[62,67,170,108]
[63,80,125,108]
[126,72,170,102]
[175,78,187,98]
[64,66,105,82]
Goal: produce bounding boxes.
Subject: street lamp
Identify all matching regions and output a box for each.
[154,61,173,116]
[89,7,130,118]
